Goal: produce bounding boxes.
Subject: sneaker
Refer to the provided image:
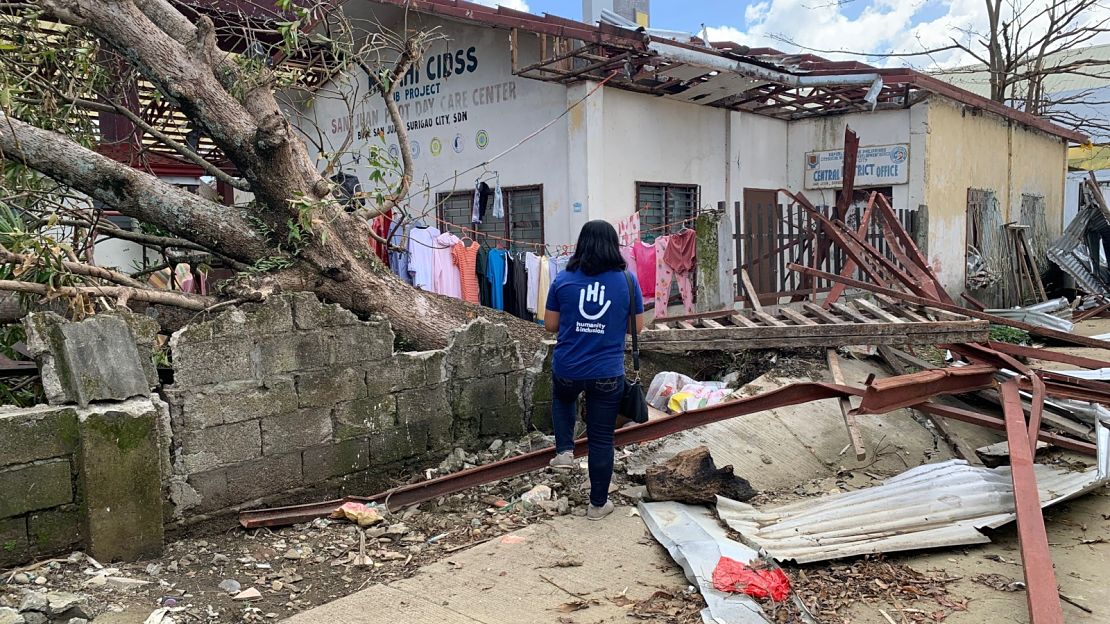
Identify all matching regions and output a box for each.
[548,451,575,470]
[587,500,615,521]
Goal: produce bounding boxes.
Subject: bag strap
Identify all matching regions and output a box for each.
[625,271,640,380]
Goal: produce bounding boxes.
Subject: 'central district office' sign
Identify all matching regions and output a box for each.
[804,144,910,189]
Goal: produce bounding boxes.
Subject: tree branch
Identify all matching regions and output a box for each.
[0,246,149,289]
[0,111,274,262]
[0,278,216,310]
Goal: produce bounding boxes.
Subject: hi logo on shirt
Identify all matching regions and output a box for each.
[578,281,611,320]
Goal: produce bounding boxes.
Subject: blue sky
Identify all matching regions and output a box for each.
[476,0,1110,69]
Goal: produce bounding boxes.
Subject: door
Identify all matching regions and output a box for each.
[738,188,781,301]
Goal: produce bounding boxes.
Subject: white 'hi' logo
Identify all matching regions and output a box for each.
[578,281,611,320]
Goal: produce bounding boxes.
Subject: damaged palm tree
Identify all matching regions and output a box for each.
[0,0,544,349]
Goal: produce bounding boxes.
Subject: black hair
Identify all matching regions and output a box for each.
[566,219,626,276]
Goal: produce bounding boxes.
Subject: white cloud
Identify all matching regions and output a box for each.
[704,0,1110,71]
[471,0,530,12]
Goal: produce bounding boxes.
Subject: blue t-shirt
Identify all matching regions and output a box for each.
[546,268,644,380]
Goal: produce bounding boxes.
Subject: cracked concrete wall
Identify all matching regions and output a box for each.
[164,293,534,520]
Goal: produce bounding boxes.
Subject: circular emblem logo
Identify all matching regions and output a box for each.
[430,137,442,157]
[387,144,400,161]
[452,133,464,154]
[890,146,908,164]
[411,139,421,160]
[475,130,489,150]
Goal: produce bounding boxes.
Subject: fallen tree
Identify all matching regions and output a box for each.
[0,0,544,349]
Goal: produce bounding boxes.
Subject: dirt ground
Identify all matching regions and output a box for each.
[2,335,1108,624]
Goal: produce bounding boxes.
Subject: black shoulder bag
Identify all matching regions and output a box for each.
[620,271,649,424]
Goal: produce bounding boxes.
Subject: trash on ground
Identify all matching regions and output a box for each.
[329,501,384,527]
[711,557,792,601]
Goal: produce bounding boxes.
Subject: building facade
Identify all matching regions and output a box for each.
[292,0,1081,309]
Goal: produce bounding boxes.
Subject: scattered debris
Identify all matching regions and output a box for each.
[233,588,262,601]
[329,502,384,527]
[711,557,791,601]
[645,446,755,505]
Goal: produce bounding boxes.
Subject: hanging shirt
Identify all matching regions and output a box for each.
[432,232,462,298]
[487,248,508,310]
[617,212,640,247]
[505,255,521,318]
[536,254,551,321]
[546,268,644,380]
[510,254,531,321]
[476,246,491,307]
[371,212,392,264]
[663,228,697,273]
[471,180,481,224]
[389,222,412,285]
[525,252,541,313]
[620,245,638,281]
[635,240,657,298]
[407,225,441,291]
[452,240,481,304]
[492,182,505,219]
[549,255,569,280]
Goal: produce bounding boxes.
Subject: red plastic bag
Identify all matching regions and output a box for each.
[711,556,792,601]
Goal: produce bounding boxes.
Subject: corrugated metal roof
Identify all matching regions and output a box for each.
[716,421,1108,564]
[639,502,772,624]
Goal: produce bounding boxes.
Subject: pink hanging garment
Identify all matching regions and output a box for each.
[635,240,656,298]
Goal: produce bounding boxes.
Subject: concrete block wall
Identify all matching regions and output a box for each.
[165,293,534,519]
[0,405,83,567]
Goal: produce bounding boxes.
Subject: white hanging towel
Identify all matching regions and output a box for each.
[492,180,505,219]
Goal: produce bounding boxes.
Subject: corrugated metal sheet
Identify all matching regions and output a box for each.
[639,502,771,624]
[716,421,1108,564]
[983,308,1074,332]
[1048,204,1105,295]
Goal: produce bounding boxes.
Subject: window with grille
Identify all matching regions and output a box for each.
[437,185,544,246]
[636,183,699,242]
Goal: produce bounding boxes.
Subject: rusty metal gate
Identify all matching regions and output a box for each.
[735,190,918,305]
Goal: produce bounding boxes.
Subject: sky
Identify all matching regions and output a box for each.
[470,0,1110,70]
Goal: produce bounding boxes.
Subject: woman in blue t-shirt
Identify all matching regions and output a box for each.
[544,220,644,520]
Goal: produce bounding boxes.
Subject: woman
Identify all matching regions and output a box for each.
[544,220,644,520]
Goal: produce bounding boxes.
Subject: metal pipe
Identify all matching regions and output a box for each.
[647,40,882,88]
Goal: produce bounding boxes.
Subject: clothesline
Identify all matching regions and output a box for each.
[400,211,707,254]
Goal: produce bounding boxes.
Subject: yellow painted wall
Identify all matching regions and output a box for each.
[923,96,1067,297]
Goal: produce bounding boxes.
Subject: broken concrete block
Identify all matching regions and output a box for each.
[101,308,160,389]
[0,607,25,624]
[25,313,149,407]
[290,292,361,329]
[0,517,29,568]
[645,446,756,505]
[0,405,78,467]
[0,460,73,519]
[76,398,163,562]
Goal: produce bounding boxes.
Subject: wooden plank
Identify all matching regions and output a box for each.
[877,346,981,464]
[752,310,787,326]
[832,302,874,324]
[802,303,845,324]
[789,263,1110,351]
[855,298,905,323]
[729,314,760,328]
[702,319,726,329]
[641,321,989,342]
[999,381,1066,624]
[677,321,697,330]
[874,294,930,322]
[826,349,866,460]
[640,331,994,352]
[780,308,818,326]
[739,268,764,313]
[654,322,670,330]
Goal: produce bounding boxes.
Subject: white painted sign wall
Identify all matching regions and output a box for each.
[804,143,910,189]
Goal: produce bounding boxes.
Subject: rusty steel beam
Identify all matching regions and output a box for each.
[240,382,861,528]
[240,365,1005,529]
[854,365,997,414]
[985,341,1110,370]
[787,264,1110,351]
[1000,381,1066,624]
[914,402,1096,456]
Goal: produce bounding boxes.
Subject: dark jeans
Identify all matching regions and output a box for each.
[551,374,623,507]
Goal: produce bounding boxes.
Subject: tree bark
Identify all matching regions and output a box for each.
[3,0,549,351]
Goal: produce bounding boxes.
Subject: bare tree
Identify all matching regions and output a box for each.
[775,0,1110,138]
[0,0,544,349]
